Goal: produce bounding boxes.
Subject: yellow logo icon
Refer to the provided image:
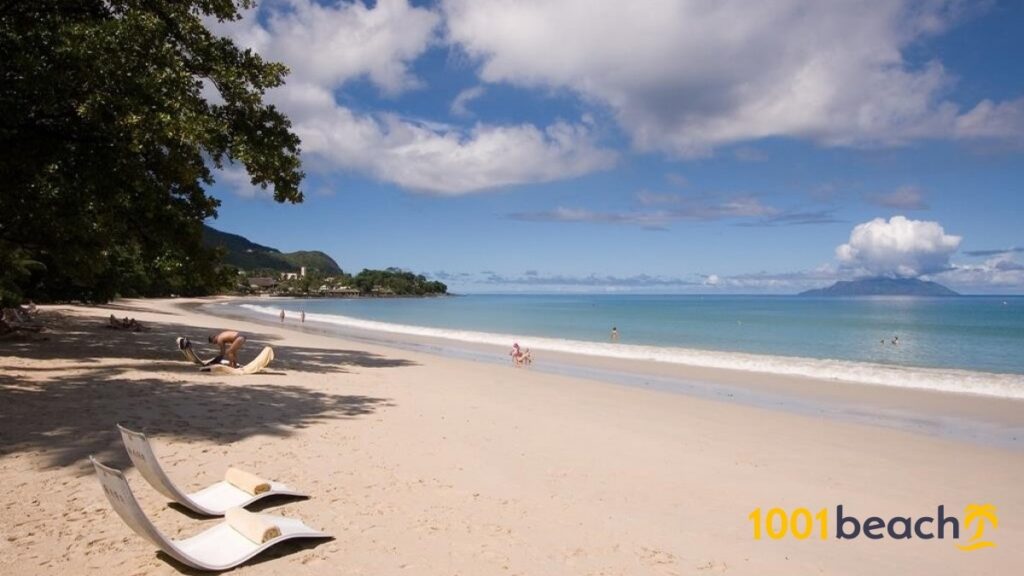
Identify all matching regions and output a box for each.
[957,504,997,551]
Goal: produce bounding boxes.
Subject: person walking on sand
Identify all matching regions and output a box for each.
[279,309,285,323]
[301,310,306,323]
[208,330,246,368]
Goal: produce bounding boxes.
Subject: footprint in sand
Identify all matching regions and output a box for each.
[637,546,680,572]
[695,559,728,572]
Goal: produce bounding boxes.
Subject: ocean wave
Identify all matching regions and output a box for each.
[238,303,1024,400]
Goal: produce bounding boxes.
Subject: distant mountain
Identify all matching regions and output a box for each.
[799,277,959,297]
[202,224,342,275]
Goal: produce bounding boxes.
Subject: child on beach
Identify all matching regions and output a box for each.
[509,343,532,366]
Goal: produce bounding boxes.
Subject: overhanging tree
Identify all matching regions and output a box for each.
[0,1,304,303]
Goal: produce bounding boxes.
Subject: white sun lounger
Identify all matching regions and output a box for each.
[91,458,328,571]
[201,346,275,375]
[176,337,225,366]
[118,424,305,516]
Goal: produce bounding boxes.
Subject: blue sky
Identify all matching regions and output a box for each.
[205,0,1024,293]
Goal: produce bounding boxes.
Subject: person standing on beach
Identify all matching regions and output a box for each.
[301,310,306,323]
[279,309,285,323]
[208,330,246,368]
[611,326,619,342]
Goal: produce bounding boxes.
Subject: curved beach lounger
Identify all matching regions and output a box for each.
[118,424,305,516]
[176,337,224,367]
[176,337,204,365]
[201,346,275,375]
[91,458,328,572]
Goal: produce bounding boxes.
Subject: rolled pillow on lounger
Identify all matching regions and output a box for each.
[225,467,271,495]
[225,507,281,544]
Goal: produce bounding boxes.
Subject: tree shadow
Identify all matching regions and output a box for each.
[0,370,393,468]
[0,311,405,468]
[1,309,418,373]
[91,302,177,315]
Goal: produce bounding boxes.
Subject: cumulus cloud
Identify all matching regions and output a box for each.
[866,185,929,210]
[443,0,1024,157]
[283,87,616,194]
[836,216,962,277]
[210,0,439,95]
[210,0,615,194]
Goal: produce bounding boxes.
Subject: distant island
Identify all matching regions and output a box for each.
[203,224,446,297]
[799,277,960,297]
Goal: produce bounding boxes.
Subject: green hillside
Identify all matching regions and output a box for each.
[202,224,342,275]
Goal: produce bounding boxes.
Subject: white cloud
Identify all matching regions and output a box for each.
[280,84,616,194]
[935,254,1024,292]
[451,85,486,117]
[210,0,614,194]
[215,164,274,199]
[836,216,962,277]
[443,0,1024,157]
[212,0,440,95]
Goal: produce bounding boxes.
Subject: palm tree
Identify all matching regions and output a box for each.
[957,504,997,551]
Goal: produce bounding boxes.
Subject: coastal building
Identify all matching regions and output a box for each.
[248,277,278,291]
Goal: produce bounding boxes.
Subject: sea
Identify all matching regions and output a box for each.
[221,294,1024,399]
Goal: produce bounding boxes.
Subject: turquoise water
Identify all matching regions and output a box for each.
[224,295,1024,398]
[248,295,1024,375]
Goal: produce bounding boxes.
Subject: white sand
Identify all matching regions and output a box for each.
[1,298,1021,574]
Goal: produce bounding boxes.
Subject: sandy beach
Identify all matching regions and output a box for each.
[1,298,1022,575]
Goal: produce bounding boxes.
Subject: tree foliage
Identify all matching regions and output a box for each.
[266,268,446,297]
[351,268,447,296]
[0,1,304,302]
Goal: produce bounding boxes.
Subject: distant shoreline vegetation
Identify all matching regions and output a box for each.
[204,224,447,298]
[237,267,447,298]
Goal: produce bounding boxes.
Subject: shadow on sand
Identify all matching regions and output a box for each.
[0,310,408,469]
[3,310,417,373]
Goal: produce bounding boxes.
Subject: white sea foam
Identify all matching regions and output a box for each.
[239,303,1024,400]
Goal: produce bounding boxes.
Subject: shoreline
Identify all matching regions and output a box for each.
[203,297,1024,449]
[227,297,1024,400]
[2,297,1023,574]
